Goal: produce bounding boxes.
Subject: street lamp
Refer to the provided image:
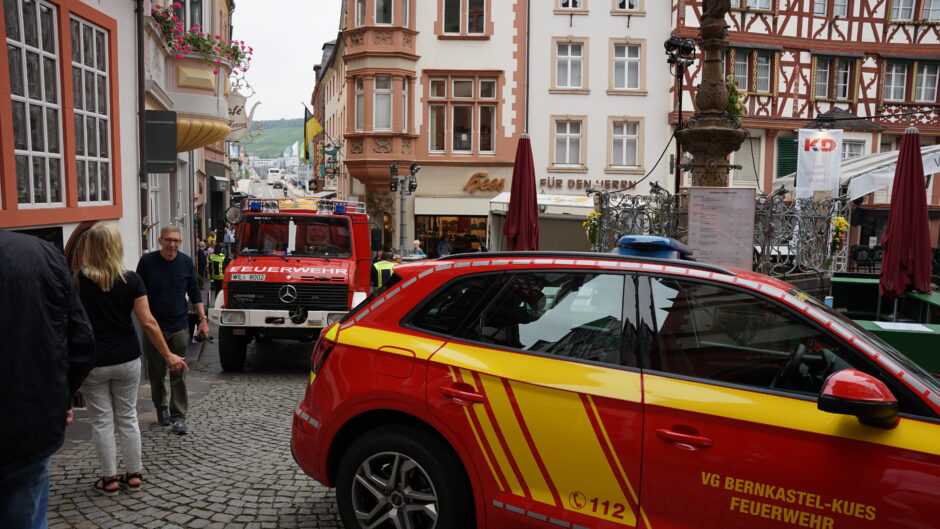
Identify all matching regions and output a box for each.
[390,163,421,253]
[665,35,697,193]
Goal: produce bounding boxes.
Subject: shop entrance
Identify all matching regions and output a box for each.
[415,215,487,257]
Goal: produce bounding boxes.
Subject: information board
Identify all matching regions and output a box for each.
[687,187,756,270]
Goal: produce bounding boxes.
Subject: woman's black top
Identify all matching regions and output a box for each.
[78,270,147,367]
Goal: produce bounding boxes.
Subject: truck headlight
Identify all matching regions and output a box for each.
[221,311,246,325]
[327,313,344,325]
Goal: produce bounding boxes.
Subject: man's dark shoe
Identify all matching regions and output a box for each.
[171,421,188,435]
[156,408,171,426]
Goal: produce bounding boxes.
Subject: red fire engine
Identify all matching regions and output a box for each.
[208,197,372,371]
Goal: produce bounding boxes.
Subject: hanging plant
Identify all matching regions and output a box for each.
[151,3,253,75]
[582,211,601,247]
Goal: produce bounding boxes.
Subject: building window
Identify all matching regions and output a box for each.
[375,0,392,25]
[730,49,775,95]
[374,75,392,131]
[355,0,365,26]
[558,0,583,8]
[555,41,584,90]
[71,17,111,205]
[613,0,639,10]
[613,44,640,90]
[611,121,638,167]
[842,140,866,159]
[884,62,908,101]
[442,0,486,35]
[835,0,848,16]
[554,119,582,166]
[814,0,827,14]
[814,57,855,100]
[9,0,63,206]
[426,73,499,154]
[891,0,915,21]
[928,0,940,21]
[915,63,939,102]
[173,0,203,31]
[401,0,409,27]
[402,78,409,132]
[354,77,364,131]
[732,0,773,9]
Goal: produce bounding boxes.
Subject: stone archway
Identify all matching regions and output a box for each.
[366,191,396,251]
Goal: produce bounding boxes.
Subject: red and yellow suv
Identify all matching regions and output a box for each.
[291,252,940,529]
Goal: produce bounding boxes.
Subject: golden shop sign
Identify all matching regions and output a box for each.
[463,173,505,193]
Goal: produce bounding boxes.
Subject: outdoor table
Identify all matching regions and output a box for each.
[903,291,940,323]
[830,276,882,319]
[854,320,940,375]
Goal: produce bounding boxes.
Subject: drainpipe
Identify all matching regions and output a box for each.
[136,0,148,253]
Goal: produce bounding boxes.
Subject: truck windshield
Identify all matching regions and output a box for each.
[238,215,352,258]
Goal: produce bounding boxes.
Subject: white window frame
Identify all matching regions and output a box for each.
[915,63,939,102]
[613,0,639,11]
[733,52,749,92]
[927,0,940,21]
[452,104,473,153]
[354,77,364,131]
[814,0,827,15]
[373,75,392,131]
[556,42,583,89]
[558,0,583,9]
[443,0,461,34]
[9,0,64,208]
[375,0,393,25]
[815,58,831,99]
[401,0,409,27]
[891,0,915,21]
[479,79,497,99]
[355,0,365,26]
[733,0,772,9]
[755,54,772,93]
[835,59,852,99]
[429,104,447,152]
[453,79,474,98]
[554,120,582,166]
[430,78,447,98]
[842,140,866,160]
[72,16,112,206]
[479,104,496,153]
[613,44,640,90]
[402,78,409,132]
[834,0,848,16]
[611,121,638,168]
[173,0,205,31]
[467,0,486,34]
[884,62,908,101]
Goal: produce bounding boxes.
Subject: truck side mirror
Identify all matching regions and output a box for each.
[817,369,899,429]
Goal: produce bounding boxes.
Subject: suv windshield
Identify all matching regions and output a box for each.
[238,215,352,258]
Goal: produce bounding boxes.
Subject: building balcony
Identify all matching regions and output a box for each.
[344,132,419,188]
[344,27,418,61]
[144,20,232,152]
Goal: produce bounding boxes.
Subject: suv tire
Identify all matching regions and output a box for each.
[218,327,247,372]
[336,424,474,529]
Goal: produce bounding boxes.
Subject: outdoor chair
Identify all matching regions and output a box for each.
[851,245,874,273]
[933,248,940,276]
[872,245,884,271]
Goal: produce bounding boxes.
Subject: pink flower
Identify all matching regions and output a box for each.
[213,69,219,74]
[175,54,184,59]
[215,57,221,63]
[214,35,221,39]
[172,2,182,8]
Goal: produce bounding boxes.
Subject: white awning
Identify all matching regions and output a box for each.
[776,144,940,200]
[488,191,595,216]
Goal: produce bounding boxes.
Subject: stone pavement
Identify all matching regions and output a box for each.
[48,330,342,529]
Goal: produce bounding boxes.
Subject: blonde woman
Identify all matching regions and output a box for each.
[76,222,188,495]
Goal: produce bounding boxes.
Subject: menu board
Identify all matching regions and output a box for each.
[687,187,756,270]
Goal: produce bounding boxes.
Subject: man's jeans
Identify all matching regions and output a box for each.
[0,457,51,529]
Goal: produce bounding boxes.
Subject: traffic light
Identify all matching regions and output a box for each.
[390,180,398,192]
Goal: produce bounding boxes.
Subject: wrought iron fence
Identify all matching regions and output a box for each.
[590,184,850,277]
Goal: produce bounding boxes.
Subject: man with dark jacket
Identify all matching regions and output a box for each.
[0,230,96,529]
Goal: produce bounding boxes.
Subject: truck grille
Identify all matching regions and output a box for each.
[227,282,348,311]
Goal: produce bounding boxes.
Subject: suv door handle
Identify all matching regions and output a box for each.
[439,384,485,406]
[655,428,713,450]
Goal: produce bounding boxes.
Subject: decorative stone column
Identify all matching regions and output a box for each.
[674,0,746,187]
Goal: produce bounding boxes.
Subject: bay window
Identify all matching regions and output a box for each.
[426,74,499,155]
[374,75,392,131]
[375,0,392,25]
[354,77,364,131]
[173,0,204,31]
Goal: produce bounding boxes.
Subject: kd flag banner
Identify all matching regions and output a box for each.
[796,128,843,198]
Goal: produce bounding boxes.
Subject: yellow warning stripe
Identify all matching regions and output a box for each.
[451,367,504,493]
[645,374,940,456]
[461,369,524,497]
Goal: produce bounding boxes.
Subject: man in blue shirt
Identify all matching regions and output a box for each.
[136,226,208,435]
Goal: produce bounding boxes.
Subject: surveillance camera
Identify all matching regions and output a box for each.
[409,163,421,175]
[389,163,398,176]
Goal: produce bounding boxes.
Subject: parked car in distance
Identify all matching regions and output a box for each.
[292,252,940,529]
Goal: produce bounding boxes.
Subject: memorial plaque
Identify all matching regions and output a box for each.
[687,187,756,270]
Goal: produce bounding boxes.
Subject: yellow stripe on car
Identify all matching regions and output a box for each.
[337,326,445,360]
[510,380,636,526]
[645,375,940,456]
[450,367,505,493]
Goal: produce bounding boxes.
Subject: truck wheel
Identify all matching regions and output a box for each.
[218,327,247,372]
[335,425,474,529]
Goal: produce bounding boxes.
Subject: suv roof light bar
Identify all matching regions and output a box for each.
[440,251,735,276]
[239,197,367,214]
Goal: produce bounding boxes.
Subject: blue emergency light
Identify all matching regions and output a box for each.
[248,201,262,212]
[611,235,694,261]
[334,203,347,214]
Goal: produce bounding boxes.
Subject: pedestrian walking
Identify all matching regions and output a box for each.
[76,223,188,496]
[0,230,96,529]
[371,252,396,289]
[195,240,208,289]
[437,236,452,257]
[223,225,235,255]
[412,239,426,258]
[136,225,209,436]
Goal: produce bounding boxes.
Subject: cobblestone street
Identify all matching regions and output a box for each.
[48,329,341,529]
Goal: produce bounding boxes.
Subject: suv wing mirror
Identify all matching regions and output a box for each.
[818,369,899,429]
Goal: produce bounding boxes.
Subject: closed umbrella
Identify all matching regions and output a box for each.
[879,125,933,301]
[503,134,539,251]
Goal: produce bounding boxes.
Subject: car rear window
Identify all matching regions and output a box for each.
[407,275,497,335]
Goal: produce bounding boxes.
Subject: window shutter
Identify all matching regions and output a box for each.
[777,137,798,179]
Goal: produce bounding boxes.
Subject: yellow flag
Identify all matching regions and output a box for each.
[302,107,323,162]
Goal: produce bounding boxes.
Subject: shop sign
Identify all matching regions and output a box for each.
[464,173,505,193]
[540,177,637,191]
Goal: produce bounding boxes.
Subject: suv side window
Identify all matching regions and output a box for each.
[648,276,857,395]
[408,275,498,335]
[460,272,633,367]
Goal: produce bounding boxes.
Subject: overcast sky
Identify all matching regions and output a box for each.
[231,0,342,121]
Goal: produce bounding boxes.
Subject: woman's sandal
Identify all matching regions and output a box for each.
[120,472,143,491]
[93,476,120,496]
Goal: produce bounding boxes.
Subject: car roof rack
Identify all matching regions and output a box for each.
[440,251,735,276]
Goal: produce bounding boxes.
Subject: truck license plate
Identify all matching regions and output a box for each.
[231,273,266,281]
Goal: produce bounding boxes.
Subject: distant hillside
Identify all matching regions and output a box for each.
[240,118,304,158]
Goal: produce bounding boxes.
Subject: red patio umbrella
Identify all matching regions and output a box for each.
[503,134,539,251]
[879,125,933,299]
